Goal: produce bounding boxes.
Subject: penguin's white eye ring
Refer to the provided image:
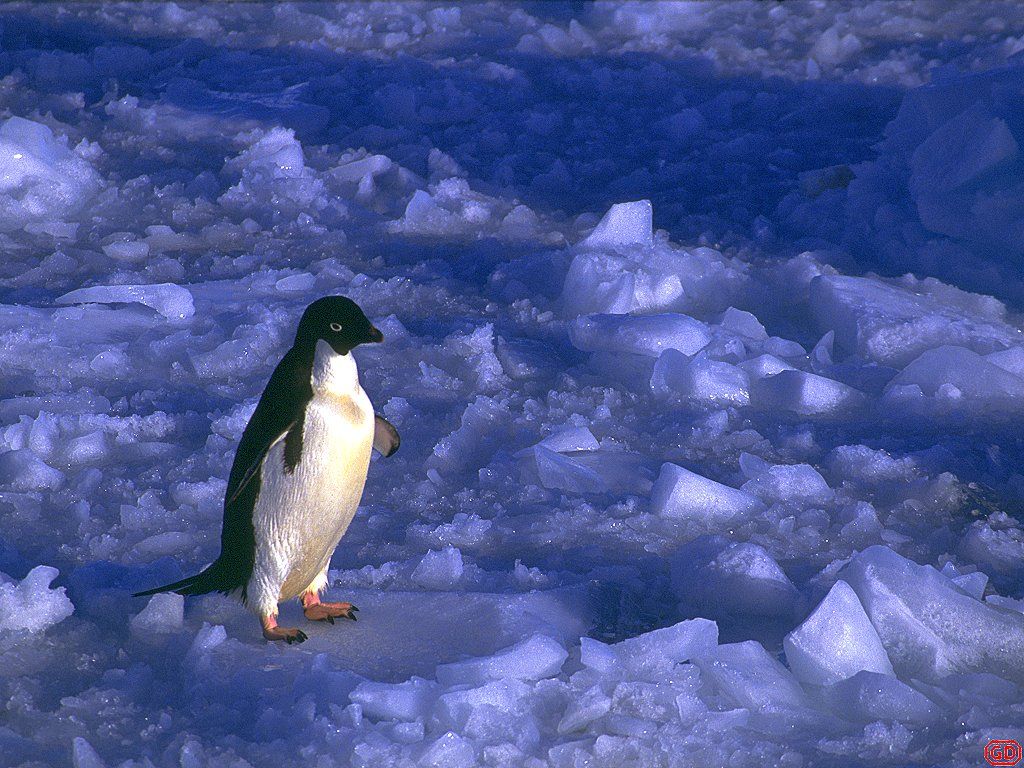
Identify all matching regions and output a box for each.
[330,322,342,332]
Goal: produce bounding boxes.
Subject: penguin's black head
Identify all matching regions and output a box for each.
[295,296,383,355]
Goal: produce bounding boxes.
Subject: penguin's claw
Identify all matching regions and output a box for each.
[262,625,307,644]
[304,601,358,623]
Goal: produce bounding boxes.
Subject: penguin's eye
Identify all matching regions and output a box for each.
[330,322,342,332]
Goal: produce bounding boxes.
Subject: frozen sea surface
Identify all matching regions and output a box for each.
[1,2,1024,766]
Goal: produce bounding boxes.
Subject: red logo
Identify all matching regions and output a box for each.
[986,740,1023,767]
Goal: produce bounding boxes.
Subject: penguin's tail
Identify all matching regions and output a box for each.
[133,560,239,598]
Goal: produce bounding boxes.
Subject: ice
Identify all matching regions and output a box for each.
[737,354,795,379]
[0,3,1020,764]
[72,737,106,768]
[569,313,711,357]
[579,200,653,249]
[350,677,440,721]
[411,547,465,590]
[750,369,864,417]
[650,351,750,407]
[0,566,74,634]
[609,618,718,681]
[671,537,799,621]
[740,462,833,506]
[130,593,184,635]
[910,104,1020,245]
[56,283,195,321]
[649,462,764,522]
[533,446,607,494]
[0,449,65,490]
[435,634,568,686]
[884,345,1024,414]
[825,671,939,725]
[809,274,1018,367]
[695,640,809,711]
[529,426,600,454]
[841,546,1024,684]
[783,580,894,687]
[0,116,102,231]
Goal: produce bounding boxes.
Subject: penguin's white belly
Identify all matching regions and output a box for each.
[251,388,374,603]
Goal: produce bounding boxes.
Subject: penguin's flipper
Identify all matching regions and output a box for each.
[373,415,400,457]
[224,426,291,507]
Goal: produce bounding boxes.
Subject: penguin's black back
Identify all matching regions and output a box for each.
[135,346,314,600]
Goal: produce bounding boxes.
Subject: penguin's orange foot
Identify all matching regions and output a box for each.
[303,601,358,623]
[261,615,307,644]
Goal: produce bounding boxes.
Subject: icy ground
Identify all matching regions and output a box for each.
[2,2,1024,766]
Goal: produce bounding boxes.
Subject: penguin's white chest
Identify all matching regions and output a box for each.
[250,344,375,604]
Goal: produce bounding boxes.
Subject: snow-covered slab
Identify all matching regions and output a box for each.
[841,546,1024,684]
[810,274,1021,367]
[56,283,195,321]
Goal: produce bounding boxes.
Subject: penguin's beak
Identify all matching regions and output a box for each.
[367,326,384,343]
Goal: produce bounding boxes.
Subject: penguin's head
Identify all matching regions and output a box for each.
[296,296,383,355]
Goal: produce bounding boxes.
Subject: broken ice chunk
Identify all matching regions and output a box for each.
[570,313,711,358]
[740,462,833,506]
[671,537,799,621]
[650,463,764,522]
[651,350,750,407]
[0,566,74,634]
[719,307,768,340]
[841,545,1024,684]
[130,593,184,635]
[695,640,809,710]
[56,283,195,320]
[750,369,864,416]
[783,580,894,686]
[435,634,568,686]
[580,200,653,249]
[825,670,939,724]
[350,677,440,721]
[884,345,1024,413]
[610,618,718,681]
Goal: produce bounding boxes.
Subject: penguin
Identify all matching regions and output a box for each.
[135,296,400,643]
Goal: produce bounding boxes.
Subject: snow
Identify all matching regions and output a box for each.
[0,565,75,634]
[1,2,1024,766]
